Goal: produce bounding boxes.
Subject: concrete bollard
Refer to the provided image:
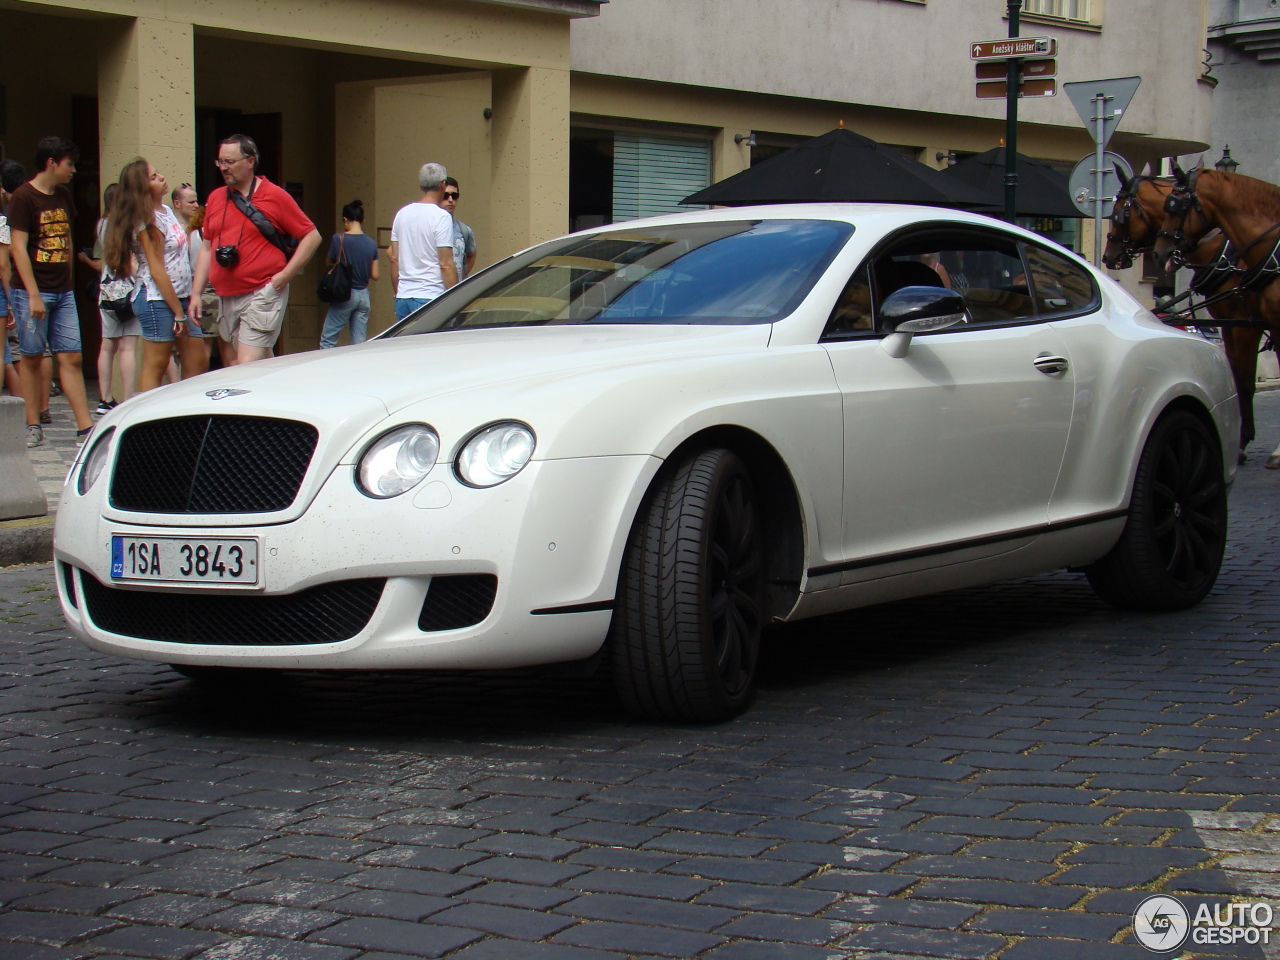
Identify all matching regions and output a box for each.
[0,397,49,521]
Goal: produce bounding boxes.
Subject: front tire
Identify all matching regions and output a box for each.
[1087,410,1227,611]
[610,449,765,722]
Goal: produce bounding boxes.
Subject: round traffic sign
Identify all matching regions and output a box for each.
[1068,152,1134,218]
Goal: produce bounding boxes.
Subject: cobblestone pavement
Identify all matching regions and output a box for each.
[1,393,1279,960]
[24,386,99,511]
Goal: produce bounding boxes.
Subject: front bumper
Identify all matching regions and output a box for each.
[55,453,659,669]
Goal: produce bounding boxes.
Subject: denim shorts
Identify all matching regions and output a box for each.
[13,289,82,355]
[133,290,191,343]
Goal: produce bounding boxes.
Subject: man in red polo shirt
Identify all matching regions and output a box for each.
[189,134,320,365]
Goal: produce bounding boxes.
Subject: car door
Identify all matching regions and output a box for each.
[820,227,1076,582]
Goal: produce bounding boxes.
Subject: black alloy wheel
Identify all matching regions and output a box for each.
[1087,409,1227,611]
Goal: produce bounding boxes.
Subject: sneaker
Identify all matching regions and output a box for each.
[94,398,116,417]
[76,426,94,447]
[38,409,52,424]
[26,425,44,448]
[49,382,62,398]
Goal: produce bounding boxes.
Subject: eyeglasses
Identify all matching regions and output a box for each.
[443,192,460,200]
[214,156,249,169]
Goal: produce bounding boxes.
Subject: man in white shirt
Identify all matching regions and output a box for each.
[389,163,458,321]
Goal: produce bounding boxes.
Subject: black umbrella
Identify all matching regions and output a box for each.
[940,147,1081,219]
[681,127,1000,211]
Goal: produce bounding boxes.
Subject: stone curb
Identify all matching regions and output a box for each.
[0,514,54,567]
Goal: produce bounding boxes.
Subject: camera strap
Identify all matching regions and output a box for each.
[228,180,299,257]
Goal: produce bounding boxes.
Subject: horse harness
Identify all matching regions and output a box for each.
[1163,168,1280,294]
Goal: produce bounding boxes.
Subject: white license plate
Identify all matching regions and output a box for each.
[111,536,259,585]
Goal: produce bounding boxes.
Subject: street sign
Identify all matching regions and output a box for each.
[1062,76,1142,150]
[975,58,1056,81]
[1068,151,1133,219]
[976,78,1057,99]
[1062,77,1141,264]
[971,36,1056,59]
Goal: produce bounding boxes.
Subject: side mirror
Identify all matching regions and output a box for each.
[879,286,966,357]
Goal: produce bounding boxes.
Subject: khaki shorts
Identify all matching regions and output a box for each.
[218,281,289,349]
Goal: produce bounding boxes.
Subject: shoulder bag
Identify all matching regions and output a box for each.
[228,181,300,257]
[317,234,353,303]
[98,263,136,320]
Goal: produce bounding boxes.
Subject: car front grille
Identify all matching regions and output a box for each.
[110,415,319,514]
[79,571,385,646]
[419,574,498,631]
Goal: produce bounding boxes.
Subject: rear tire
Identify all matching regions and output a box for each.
[610,448,765,722]
[1087,410,1227,611]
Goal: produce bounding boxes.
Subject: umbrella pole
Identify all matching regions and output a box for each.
[1004,0,1021,222]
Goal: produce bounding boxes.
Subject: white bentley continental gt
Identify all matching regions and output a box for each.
[55,205,1239,721]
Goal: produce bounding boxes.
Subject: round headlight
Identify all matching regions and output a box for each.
[456,421,536,487]
[77,427,115,495]
[357,424,440,498]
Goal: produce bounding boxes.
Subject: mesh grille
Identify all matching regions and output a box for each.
[110,416,319,514]
[81,574,385,646]
[419,575,498,631]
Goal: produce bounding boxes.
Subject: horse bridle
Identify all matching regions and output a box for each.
[1105,175,1167,269]
[1159,168,1205,270]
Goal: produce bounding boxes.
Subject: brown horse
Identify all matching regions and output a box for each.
[1107,172,1276,465]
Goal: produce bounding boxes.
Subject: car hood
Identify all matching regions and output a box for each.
[131,324,772,416]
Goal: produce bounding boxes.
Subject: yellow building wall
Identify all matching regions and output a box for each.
[333,73,494,341]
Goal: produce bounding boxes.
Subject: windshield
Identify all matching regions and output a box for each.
[390,219,853,335]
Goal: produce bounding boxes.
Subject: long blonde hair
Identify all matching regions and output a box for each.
[104,158,159,277]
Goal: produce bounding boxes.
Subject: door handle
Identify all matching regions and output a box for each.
[1034,355,1069,376]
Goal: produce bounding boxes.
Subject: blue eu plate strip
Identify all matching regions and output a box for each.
[110,537,123,578]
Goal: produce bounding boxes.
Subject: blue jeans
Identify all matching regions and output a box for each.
[320,288,371,348]
[12,289,81,355]
[395,297,431,322]
[133,290,190,342]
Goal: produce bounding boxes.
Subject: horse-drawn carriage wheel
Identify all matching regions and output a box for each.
[1087,410,1227,611]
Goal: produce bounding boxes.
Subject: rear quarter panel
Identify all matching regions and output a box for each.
[1047,287,1238,522]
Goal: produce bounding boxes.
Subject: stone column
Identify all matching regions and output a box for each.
[713,128,751,183]
[98,18,195,191]
[489,66,569,260]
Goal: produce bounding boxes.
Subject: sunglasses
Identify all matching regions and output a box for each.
[443,192,460,200]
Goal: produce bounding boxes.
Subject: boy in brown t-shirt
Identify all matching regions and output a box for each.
[8,137,94,446]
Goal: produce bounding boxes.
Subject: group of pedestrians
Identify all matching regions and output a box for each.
[0,135,475,448]
[319,162,475,347]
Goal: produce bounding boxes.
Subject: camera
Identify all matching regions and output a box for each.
[215,245,240,268]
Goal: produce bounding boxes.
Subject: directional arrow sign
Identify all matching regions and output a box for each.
[975,58,1056,81]
[976,78,1057,99]
[1063,76,1142,149]
[971,37,1056,59]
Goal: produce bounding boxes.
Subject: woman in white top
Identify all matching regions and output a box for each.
[104,159,197,393]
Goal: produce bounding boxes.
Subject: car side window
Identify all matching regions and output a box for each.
[823,264,874,338]
[1024,243,1099,317]
[868,230,1036,332]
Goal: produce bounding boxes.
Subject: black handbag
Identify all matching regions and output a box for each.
[317,234,353,303]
